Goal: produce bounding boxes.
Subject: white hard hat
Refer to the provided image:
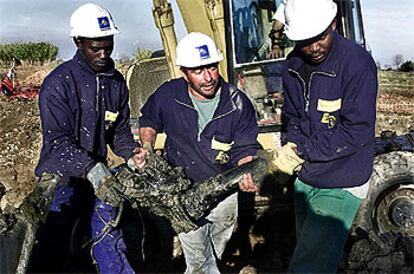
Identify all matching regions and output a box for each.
[176,32,223,68]
[284,0,337,41]
[70,3,120,38]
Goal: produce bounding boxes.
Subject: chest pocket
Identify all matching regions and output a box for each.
[317,98,341,129]
[211,136,234,164]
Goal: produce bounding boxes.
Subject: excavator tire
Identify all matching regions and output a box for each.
[352,151,414,250]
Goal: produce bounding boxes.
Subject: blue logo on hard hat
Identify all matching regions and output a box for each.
[196,45,210,60]
[98,16,111,31]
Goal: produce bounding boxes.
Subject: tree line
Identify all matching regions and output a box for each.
[392,54,414,72]
[0,42,58,65]
[377,54,414,72]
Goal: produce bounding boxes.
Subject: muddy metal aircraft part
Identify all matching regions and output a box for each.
[0,174,59,274]
[114,152,270,234]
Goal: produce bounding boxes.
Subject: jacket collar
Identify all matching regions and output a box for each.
[73,50,115,77]
[288,32,342,75]
[175,77,238,116]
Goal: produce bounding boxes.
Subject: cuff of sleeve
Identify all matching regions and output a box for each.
[296,141,310,161]
[138,121,162,133]
[273,2,286,23]
[127,157,136,171]
[127,146,140,162]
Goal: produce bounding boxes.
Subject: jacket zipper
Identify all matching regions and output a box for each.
[174,100,202,141]
[96,76,100,112]
[95,72,112,113]
[288,69,308,111]
[309,71,337,112]
[288,68,336,112]
[306,72,317,112]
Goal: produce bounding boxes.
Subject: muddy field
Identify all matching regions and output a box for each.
[0,65,413,273]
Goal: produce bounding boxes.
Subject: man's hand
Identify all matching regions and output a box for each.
[128,143,154,170]
[269,44,284,59]
[272,143,304,175]
[238,156,259,193]
[269,19,285,59]
[239,173,259,193]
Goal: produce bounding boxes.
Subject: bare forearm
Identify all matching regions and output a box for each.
[237,155,258,193]
[139,127,157,147]
[270,19,285,58]
[237,155,254,166]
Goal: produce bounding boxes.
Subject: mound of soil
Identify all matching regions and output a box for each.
[0,95,41,209]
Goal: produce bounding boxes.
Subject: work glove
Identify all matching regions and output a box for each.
[87,162,123,207]
[271,143,305,175]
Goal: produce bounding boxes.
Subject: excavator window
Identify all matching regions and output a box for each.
[232,0,264,63]
[230,0,289,66]
[229,0,365,68]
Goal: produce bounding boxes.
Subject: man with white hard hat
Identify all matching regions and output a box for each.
[31,3,141,273]
[136,32,261,273]
[270,0,377,272]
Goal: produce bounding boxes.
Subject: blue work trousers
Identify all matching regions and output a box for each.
[91,199,135,274]
[30,180,135,273]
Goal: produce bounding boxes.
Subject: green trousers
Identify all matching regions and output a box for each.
[288,178,363,274]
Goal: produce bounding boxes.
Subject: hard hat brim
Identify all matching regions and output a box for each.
[70,28,120,38]
[285,21,333,41]
[176,55,223,68]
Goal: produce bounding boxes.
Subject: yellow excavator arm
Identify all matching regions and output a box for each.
[152,0,180,78]
[152,0,228,80]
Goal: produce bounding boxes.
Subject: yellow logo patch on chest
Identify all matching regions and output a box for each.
[211,136,233,164]
[321,113,337,128]
[105,111,119,122]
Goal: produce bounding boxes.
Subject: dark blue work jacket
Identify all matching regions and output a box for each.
[282,32,378,188]
[35,51,137,180]
[139,77,260,183]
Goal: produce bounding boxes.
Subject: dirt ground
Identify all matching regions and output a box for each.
[0,65,413,273]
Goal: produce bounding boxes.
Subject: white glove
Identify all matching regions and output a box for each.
[272,143,305,175]
[87,163,122,206]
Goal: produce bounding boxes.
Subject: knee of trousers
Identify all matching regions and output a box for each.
[207,193,238,226]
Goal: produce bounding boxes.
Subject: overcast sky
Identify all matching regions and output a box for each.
[1,0,413,66]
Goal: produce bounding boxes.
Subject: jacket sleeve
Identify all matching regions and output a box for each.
[282,83,309,147]
[297,67,378,162]
[109,81,139,161]
[138,88,165,132]
[38,78,96,178]
[230,91,261,166]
